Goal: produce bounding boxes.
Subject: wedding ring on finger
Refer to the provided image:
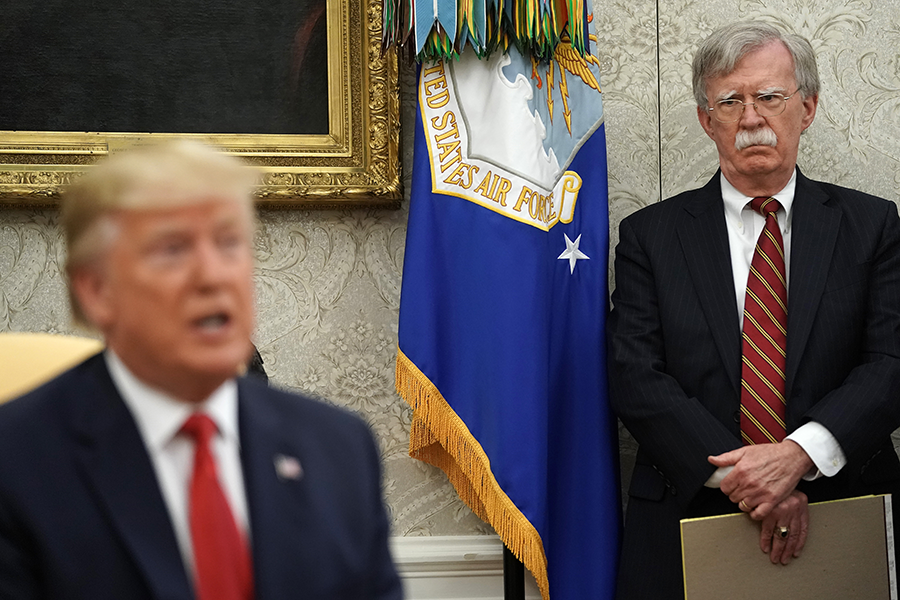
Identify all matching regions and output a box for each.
[740,499,750,511]
[777,526,789,539]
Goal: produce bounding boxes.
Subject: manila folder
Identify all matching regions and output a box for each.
[681,494,895,600]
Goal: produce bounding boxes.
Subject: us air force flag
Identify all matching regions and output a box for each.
[396,38,619,600]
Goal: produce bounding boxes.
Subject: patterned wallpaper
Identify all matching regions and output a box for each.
[1,0,898,538]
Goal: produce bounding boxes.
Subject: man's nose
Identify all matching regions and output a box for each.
[739,101,766,127]
[193,240,232,286]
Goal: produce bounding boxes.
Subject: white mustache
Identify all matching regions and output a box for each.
[735,128,778,150]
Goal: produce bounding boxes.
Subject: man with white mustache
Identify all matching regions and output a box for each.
[735,127,778,151]
[609,21,900,600]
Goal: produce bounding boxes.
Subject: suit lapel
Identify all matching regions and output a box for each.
[70,355,193,600]
[785,171,840,395]
[238,381,310,598]
[677,175,742,393]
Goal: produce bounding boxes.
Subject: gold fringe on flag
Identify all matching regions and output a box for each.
[395,348,550,600]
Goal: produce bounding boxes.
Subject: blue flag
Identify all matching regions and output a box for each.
[397,39,619,600]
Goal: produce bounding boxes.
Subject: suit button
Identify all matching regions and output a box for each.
[733,410,740,423]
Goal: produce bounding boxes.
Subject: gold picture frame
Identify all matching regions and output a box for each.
[0,0,400,208]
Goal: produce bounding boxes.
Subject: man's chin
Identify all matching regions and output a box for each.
[176,347,252,384]
[188,338,253,369]
[732,149,782,173]
[189,355,249,380]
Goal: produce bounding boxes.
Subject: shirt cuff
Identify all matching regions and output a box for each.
[703,422,845,487]
[786,421,846,479]
[704,465,733,488]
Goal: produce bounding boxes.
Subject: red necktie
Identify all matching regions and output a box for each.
[740,197,787,445]
[181,413,254,600]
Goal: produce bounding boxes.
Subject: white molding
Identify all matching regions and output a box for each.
[390,535,541,600]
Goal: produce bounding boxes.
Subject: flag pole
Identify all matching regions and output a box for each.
[503,545,526,600]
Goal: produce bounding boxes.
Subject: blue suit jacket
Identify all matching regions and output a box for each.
[609,170,900,600]
[0,353,402,600]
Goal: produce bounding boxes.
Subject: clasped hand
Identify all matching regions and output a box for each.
[708,441,814,564]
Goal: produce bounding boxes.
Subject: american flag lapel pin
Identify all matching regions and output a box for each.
[274,454,303,481]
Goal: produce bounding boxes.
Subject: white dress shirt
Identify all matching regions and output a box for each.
[105,350,251,578]
[705,171,846,488]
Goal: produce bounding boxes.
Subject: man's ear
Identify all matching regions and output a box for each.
[800,93,818,132]
[697,105,715,139]
[70,265,114,331]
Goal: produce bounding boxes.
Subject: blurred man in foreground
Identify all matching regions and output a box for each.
[0,141,402,600]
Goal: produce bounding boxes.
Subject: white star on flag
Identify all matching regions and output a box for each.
[558,233,589,274]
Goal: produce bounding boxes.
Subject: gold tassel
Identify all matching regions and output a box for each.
[396,348,550,600]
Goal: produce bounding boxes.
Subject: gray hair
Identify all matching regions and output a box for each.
[692,22,820,107]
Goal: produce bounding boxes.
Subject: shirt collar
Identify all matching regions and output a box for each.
[720,169,797,235]
[105,350,240,452]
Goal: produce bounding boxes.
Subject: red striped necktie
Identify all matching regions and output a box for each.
[740,196,787,445]
[181,413,254,600]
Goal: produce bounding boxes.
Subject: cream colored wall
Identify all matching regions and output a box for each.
[1,0,898,538]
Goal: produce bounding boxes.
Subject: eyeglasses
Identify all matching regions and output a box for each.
[705,91,798,123]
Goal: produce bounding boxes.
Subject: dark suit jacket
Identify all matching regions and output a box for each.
[609,170,900,600]
[0,353,402,600]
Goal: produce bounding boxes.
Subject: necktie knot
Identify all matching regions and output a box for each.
[750,196,781,219]
[181,413,218,446]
